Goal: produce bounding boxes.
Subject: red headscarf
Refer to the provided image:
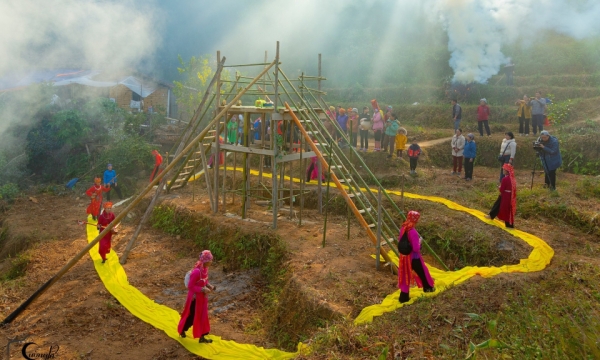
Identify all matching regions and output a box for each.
[399,210,420,238]
[371,99,379,111]
[193,250,214,269]
[103,201,113,209]
[502,163,517,221]
[398,210,421,288]
[94,177,101,185]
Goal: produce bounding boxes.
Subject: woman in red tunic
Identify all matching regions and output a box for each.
[97,202,117,263]
[486,163,516,228]
[85,177,110,220]
[150,150,163,182]
[178,250,215,343]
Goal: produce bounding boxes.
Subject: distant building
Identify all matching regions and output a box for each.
[0,69,177,118]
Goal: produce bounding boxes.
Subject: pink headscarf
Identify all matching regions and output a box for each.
[194,250,214,269]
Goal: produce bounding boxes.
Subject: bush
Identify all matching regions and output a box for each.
[0,183,20,200]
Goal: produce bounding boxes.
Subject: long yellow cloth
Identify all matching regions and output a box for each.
[85,166,552,358]
[85,217,304,359]
[194,167,553,325]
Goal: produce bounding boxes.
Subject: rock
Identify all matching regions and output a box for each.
[29,197,38,203]
[497,240,514,251]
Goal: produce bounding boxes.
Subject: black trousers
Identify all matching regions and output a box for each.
[463,157,474,179]
[182,299,196,332]
[351,132,358,147]
[359,129,369,149]
[532,114,544,135]
[519,116,530,135]
[409,158,418,171]
[106,184,123,201]
[545,169,557,190]
[478,120,491,136]
[412,258,434,290]
[306,163,315,182]
[489,195,514,228]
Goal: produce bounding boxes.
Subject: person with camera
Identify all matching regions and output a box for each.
[535,130,562,190]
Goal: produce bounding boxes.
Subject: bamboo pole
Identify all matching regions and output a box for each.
[233,152,237,205]
[199,144,214,211]
[214,51,222,213]
[322,142,333,248]
[272,41,280,229]
[299,135,304,226]
[376,186,382,270]
[0,59,278,325]
[242,112,249,219]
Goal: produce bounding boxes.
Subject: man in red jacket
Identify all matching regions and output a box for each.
[150,150,163,182]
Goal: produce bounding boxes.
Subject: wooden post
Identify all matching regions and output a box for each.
[401,174,405,212]
[242,111,250,219]
[222,142,227,207]
[214,50,222,213]
[317,160,323,214]
[376,186,382,270]
[299,135,304,226]
[199,145,214,211]
[272,41,280,229]
[322,143,333,248]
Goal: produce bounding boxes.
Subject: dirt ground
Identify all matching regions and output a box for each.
[0,158,598,359]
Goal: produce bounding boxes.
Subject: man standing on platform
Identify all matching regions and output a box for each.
[103,163,122,201]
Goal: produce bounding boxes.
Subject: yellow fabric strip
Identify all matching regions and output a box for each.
[85,217,304,359]
[188,167,553,325]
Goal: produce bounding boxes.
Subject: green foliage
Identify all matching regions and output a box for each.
[546,95,573,125]
[49,110,91,147]
[150,205,287,272]
[97,135,154,179]
[573,177,600,200]
[1,253,30,282]
[0,183,20,201]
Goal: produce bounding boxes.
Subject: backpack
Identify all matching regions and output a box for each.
[397,230,413,256]
[184,270,192,287]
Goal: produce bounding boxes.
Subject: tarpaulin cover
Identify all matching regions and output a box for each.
[85,217,305,359]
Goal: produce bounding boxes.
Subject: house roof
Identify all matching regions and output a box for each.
[0,69,171,97]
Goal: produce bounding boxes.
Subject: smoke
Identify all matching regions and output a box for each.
[0,0,161,77]
[427,0,600,83]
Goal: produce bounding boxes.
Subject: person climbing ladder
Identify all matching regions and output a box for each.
[150,150,163,182]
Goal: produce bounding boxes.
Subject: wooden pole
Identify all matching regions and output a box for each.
[242,112,249,219]
[233,152,237,205]
[214,51,222,213]
[1,65,277,324]
[199,145,214,211]
[322,141,333,248]
[376,186,382,270]
[299,135,304,226]
[401,175,405,212]
[222,140,227,207]
[272,41,280,229]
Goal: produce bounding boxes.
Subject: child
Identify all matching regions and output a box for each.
[385,114,400,158]
[226,116,237,144]
[178,250,216,343]
[103,163,122,201]
[97,201,118,263]
[395,127,408,159]
[86,177,110,220]
[463,133,476,181]
[407,138,421,175]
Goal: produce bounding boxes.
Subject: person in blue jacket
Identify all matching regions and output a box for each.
[463,133,477,181]
[103,163,123,201]
[536,130,562,190]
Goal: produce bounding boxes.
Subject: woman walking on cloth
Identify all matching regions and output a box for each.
[486,163,517,228]
[398,211,435,303]
[178,250,216,343]
[97,202,117,263]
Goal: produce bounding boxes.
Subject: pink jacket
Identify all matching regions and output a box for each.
[372,110,384,131]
